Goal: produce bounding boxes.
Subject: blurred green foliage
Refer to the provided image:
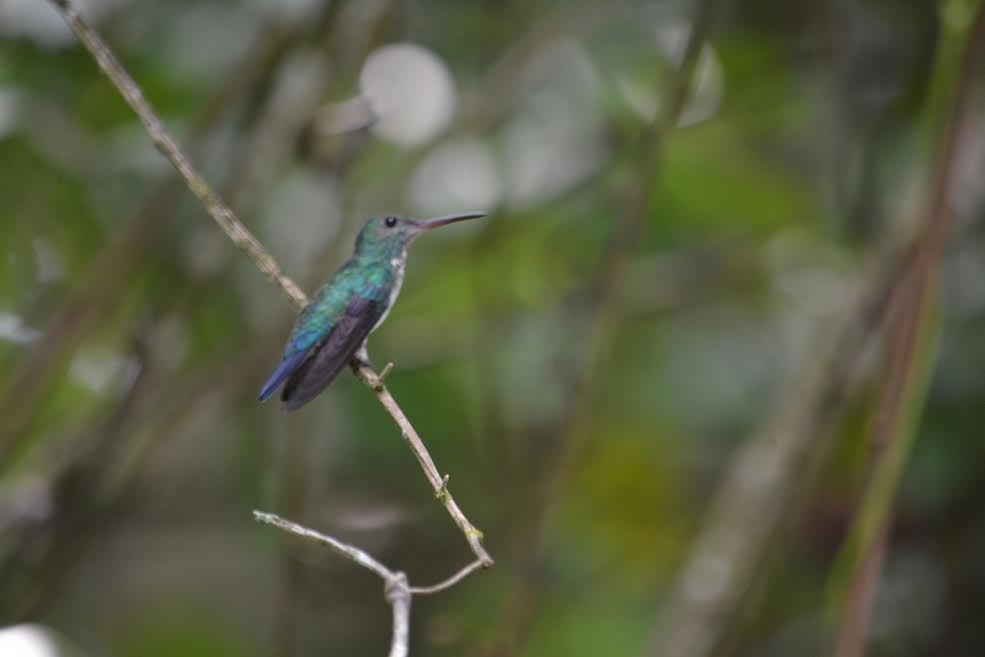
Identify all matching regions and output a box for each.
[1,1,984,657]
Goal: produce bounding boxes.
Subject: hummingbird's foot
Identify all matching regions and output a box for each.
[351,345,373,372]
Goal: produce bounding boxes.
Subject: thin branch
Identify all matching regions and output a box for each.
[352,364,494,566]
[386,573,411,657]
[49,0,306,310]
[253,511,392,580]
[253,511,483,657]
[410,560,485,595]
[49,0,492,568]
[253,511,409,657]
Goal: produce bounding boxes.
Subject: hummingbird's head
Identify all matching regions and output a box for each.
[354,211,486,260]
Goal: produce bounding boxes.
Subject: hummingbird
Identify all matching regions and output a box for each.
[258,211,485,411]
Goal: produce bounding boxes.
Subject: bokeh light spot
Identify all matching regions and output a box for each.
[359,43,456,147]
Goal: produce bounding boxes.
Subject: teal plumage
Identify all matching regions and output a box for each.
[285,262,392,360]
[258,211,484,411]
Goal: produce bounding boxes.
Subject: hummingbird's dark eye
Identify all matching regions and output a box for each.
[384,216,398,228]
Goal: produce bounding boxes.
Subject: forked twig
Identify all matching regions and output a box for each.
[254,511,483,657]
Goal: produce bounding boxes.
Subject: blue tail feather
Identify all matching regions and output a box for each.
[258,352,307,402]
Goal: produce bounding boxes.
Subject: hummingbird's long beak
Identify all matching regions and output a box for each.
[415,211,486,231]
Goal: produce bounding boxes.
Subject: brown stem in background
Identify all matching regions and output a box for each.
[836,525,889,657]
[47,0,492,569]
[650,6,985,657]
[834,7,985,657]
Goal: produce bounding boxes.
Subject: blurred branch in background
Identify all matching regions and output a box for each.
[0,330,280,619]
[0,323,154,618]
[482,1,720,655]
[648,250,902,657]
[650,6,985,657]
[254,511,482,657]
[0,7,345,620]
[199,8,346,656]
[834,7,985,657]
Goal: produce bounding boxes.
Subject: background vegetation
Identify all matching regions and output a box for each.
[1,1,984,656]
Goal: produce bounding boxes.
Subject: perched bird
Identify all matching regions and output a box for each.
[258,211,485,410]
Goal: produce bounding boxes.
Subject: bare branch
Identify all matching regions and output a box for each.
[410,560,485,595]
[353,364,494,567]
[49,0,306,310]
[253,511,392,580]
[385,574,411,657]
[254,511,483,657]
[48,0,492,568]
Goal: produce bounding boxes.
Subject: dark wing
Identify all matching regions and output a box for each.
[281,295,384,411]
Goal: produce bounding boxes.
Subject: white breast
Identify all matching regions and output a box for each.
[371,255,406,334]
